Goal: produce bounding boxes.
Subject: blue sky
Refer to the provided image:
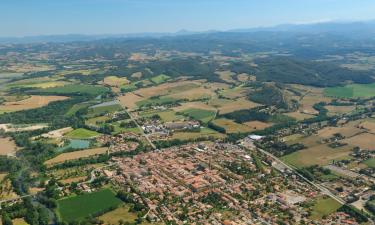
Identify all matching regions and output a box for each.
[1,0,375,36]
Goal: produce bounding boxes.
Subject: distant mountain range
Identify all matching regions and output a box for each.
[1,20,375,44]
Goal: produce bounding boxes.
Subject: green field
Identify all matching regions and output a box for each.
[136,96,176,107]
[310,197,342,220]
[325,83,375,98]
[65,128,100,139]
[37,84,109,96]
[364,158,375,168]
[87,104,122,117]
[57,189,122,222]
[150,74,170,84]
[181,108,216,123]
[66,102,92,116]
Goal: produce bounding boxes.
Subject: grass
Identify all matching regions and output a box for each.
[36,84,109,96]
[310,197,342,220]
[57,189,122,222]
[87,104,122,117]
[212,118,252,133]
[150,74,170,84]
[181,108,216,123]
[45,147,108,165]
[363,158,375,168]
[171,127,225,140]
[65,128,100,139]
[325,83,375,98]
[66,102,92,116]
[98,204,138,224]
[136,96,176,107]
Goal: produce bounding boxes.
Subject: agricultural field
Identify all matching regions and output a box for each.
[102,76,130,87]
[215,71,237,84]
[65,102,93,116]
[309,197,342,220]
[86,102,122,117]
[134,81,200,98]
[212,118,252,133]
[150,74,170,84]
[343,133,375,150]
[45,147,108,165]
[180,108,216,123]
[325,83,375,98]
[0,95,69,113]
[37,84,109,96]
[65,128,100,139]
[171,127,225,140]
[284,111,315,121]
[118,93,144,110]
[98,204,138,224]
[57,189,122,222]
[282,144,353,168]
[0,137,18,156]
[243,120,273,131]
[325,105,357,116]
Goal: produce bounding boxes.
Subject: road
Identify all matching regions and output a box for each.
[245,145,346,205]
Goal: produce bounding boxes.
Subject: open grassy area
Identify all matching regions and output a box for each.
[171,127,225,140]
[150,74,170,84]
[212,118,252,133]
[181,108,216,123]
[36,84,109,96]
[45,147,108,165]
[57,189,122,222]
[363,158,375,168]
[66,102,92,116]
[310,197,342,220]
[0,95,69,113]
[98,204,138,224]
[325,83,375,98]
[136,96,176,107]
[87,104,122,117]
[65,128,100,139]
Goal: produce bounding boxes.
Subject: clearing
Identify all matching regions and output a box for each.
[0,137,18,156]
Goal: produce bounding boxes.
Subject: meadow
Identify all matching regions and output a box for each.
[181,108,216,123]
[65,128,100,139]
[324,83,375,98]
[150,74,170,84]
[37,84,109,96]
[0,137,18,156]
[57,189,122,222]
[0,95,69,113]
[212,118,252,133]
[45,147,108,165]
[310,197,342,220]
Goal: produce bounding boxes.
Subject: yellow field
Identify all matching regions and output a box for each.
[237,73,255,82]
[284,111,315,121]
[214,98,260,114]
[0,95,69,113]
[212,118,252,133]
[134,80,200,98]
[117,93,144,110]
[171,128,225,140]
[343,133,375,150]
[358,120,375,133]
[0,173,7,182]
[98,205,138,224]
[166,86,213,100]
[103,76,130,87]
[173,101,216,112]
[0,178,18,200]
[45,147,108,165]
[325,105,356,116]
[215,70,237,83]
[24,81,69,89]
[0,137,18,156]
[317,126,362,139]
[12,218,28,225]
[219,87,249,99]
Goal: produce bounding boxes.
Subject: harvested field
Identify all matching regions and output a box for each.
[166,86,214,101]
[0,137,18,156]
[284,111,315,121]
[0,123,48,132]
[212,118,252,133]
[299,95,332,115]
[243,121,273,131]
[0,95,69,113]
[171,128,225,140]
[98,205,138,224]
[343,133,375,150]
[39,127,73,139]
[214,98,260,114]
[215,71,237,83]
[45,147,108,165]
[282,144,353,168]
[317,126,363,139]
[325,105,356,116]
[357,120,375,133]
[134,81,200,98]
[60,176,87,184]
[173,101,216,112]
[103,76,130,87]
[219,87,249,99]
[118,93,144,110]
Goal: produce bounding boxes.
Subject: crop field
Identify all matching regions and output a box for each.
[87,103,122,117]
[0,137,18,156]
[140,109,185,122]
[213,98,260,114]
[243,120,273,131]
[65,128,100,139]
[316,126,363,139]
[57,189,122,222]
[166,86,213,101]
[0,95,69,113]
[219,86,249,99]
[215,71,237,83]
[7,77,69,89]
[357,119,375,133]
[134,81,200,98]
[343,133,375,150]
[118,93,144,110]
[309,197,342,220]
[325,105,356,116]
[45,147,108,165]
[325,83,375,98]
[37,84,109,96]
[284,111,315,121]
[136,96,176,108]
[212,118,252,133]
[85,116,110,126]
[173,101,216,112]
[65,102,92,116]
[181,108,216,123]
[281,144,353,168]
[98,204,138,224]
[150,74,170,84]
[171,127,225,140]
[103,76,130,87]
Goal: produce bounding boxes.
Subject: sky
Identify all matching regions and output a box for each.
[1,0,375,37]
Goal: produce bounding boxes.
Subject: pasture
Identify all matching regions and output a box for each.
[65,128,100,139]
[118,93,145,110]
[284,111,315,121]
[57,189,122,222]
[150,74,170,84]
[98,204,138,224]
[343,133,375,150]
[310,197,342,220]
[325,83,375,98]
[212,118,252,133]
[243,121,273,131]
[171,127,225,140]
[0,95,69,113]
[103,76,130,87]
[181,108,216,123]
[325,105,356,116]
[45,147,108,165]
[0,137,18,156]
